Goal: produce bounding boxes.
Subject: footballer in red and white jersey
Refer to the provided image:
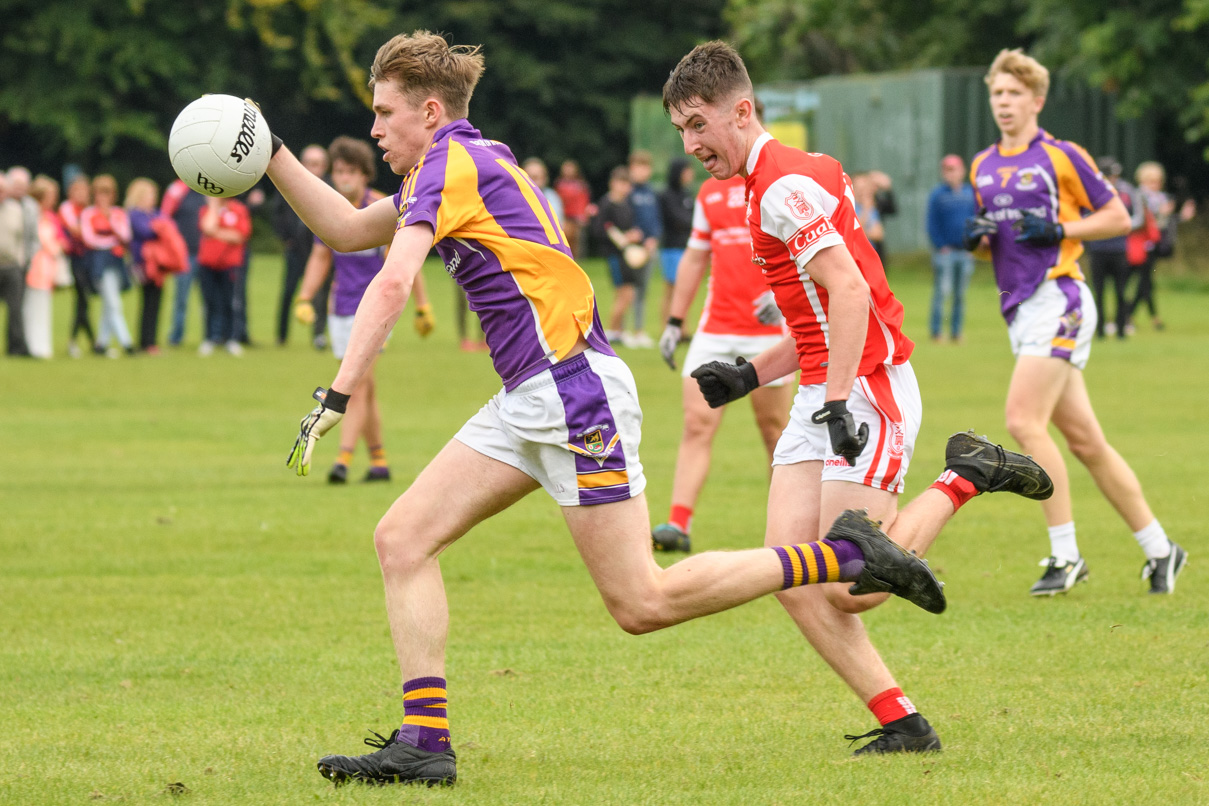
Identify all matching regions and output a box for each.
[688,175,783,338]
[744,133,914,384]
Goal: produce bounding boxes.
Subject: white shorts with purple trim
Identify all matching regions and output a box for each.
[1008,277,1096,370]
[681,331,796,387]
[772,361,922,494]
[455,349,646,507]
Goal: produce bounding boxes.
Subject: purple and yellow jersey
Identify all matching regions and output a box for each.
[969,129,1117,319]
[322,190,386,316]
[393,119,614,389]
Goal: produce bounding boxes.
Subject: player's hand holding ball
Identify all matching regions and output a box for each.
[287,387,350,476]
[691,357,759,408]
[168,94,278,198]
[659,317,683,370]
[810,400,869,466]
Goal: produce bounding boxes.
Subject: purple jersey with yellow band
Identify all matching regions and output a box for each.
[969,129,1117,321]
[393,119,614,389]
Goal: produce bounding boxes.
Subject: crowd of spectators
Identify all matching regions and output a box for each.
[0,144,1191,361]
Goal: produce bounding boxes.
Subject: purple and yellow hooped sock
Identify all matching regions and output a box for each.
[397,676,450,752]
[772,539,865,588]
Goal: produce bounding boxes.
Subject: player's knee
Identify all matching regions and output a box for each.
[605,595,668,635]
[1004,409,1044,445]
[373,518,430,574]
[1065,430,1106,463]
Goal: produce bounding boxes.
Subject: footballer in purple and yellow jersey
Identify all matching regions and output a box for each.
[969,129,1117,321]
[393,119,614,390]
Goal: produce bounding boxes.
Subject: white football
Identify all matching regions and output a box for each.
[168,95,271,197]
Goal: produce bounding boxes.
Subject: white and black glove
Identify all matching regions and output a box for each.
[810,400,869,466]
[286,386,349,476]
[752,290,784,325]
[659,317,683,370]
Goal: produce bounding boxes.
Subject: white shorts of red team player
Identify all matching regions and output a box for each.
[772,361,922,494]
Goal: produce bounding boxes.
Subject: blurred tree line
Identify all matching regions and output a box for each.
[0,0,725,191]
[1,0,1205,193]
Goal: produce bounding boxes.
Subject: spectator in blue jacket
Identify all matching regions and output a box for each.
[925,154,977,342]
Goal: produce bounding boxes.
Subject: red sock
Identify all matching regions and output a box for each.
[868,687,917,726]
[929,469,979,511]
[669,504,693,533]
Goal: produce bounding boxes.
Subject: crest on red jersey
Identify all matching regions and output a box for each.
[784,190,815,221]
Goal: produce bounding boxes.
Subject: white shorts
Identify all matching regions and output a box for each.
[329,314,391,360]
[772,361,922,494]
[455,349,646,507]
[1008,277,1096,370]
[681,331,794,387]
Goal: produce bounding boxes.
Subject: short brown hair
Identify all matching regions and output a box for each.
[985,48,1050,99]
[328,136,377,182]
[370,30,485,120]
[662,40,753,115]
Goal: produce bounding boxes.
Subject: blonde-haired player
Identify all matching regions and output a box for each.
[964,48,1186,595]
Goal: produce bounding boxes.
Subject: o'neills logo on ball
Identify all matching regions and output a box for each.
[784,190,815,220]
[229,102,259,164]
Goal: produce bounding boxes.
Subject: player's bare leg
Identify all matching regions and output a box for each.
[359,372,391,481]
[1049,369,1153,530]
[654,380,725,550]
[565,490,940,635]
[374,440,539,678]
[1047,367,1182,592]
[764,460,941,754]
[1004,356,1073,525]
[607,283,636,335]
[318,441,538,785]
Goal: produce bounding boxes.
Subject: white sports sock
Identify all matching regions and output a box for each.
[1047,522,1080,565]
[1133,519,1172,561]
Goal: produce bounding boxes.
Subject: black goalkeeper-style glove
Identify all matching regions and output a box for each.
[962,215,997,251]
[690,357,759,409]
[810,400,869,466]
[1012,213,1064,246]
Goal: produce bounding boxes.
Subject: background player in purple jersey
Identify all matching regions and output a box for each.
[262,30,945,787]
[966,49,1187,596]
[293,136,435,484]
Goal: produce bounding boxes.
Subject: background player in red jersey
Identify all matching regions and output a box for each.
[663,41,1054,755]
[653,167,794,552]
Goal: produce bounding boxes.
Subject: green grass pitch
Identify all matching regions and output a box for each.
[3,255,1207,804]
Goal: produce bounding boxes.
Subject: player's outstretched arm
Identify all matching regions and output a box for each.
[659,247,709,369]
[266,146,398,253]
[329,222,434,395]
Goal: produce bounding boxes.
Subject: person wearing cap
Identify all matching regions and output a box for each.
[1084,156,1141,339]
[925,154,978,342]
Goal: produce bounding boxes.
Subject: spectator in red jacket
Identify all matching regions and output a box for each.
[197,196,251,356]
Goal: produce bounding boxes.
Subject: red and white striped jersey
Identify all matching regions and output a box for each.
[688,176,784,337]
[744,133,913,384]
